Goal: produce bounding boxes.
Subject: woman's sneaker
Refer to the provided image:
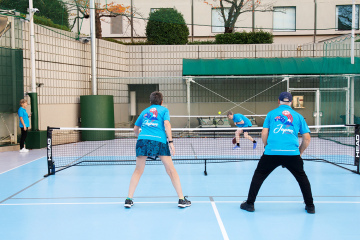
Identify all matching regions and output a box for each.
[233,145,240,150]
[178,196,191,208]
[124,198,134,208]
[19,148,29,153]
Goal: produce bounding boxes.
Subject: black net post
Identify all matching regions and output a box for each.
[355,125,360,174]
[204,160,207,176]
[45,127,56,177]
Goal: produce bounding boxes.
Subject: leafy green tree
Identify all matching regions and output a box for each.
[0,0,69,28]
[146,8,189,45]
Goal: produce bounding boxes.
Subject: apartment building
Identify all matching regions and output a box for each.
[78,0,360,44]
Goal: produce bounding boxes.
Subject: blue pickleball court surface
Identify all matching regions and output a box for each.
[0,149,359,240]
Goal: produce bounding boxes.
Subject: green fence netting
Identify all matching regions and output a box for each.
[0,47,24,113]
[355,77,360,124]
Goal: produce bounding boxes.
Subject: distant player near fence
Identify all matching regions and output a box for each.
[227,111,257,150]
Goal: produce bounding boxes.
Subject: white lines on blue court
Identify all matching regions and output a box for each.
[2,200,360,206]
[210,197,230,240]
[214,201,360,203]
[0,156,44,175]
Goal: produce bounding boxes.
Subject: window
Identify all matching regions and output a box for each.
[273,7,296,32]
[336,5,359,30]
[212,8,230,33]
[150,8,173,13]
[111,15,123,34]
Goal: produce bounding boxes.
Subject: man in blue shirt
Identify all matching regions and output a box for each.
[240,92,315,214]
[227,111,257,150]
[125,91,191,208]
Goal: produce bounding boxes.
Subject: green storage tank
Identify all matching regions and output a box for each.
[80,95,115,141]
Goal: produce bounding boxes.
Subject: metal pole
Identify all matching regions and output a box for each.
[286,77,290,92]
[191,0,194,42]
[252,0,255,32]
[131,0,133,43]
[77,7,80,39]
[10,17,15,48]
[316,89,320,127]
[351,0,355,64]
[90,0,97,95]
[313,0,317,43]
[29,0,36,93]
[350,77,355,124]
[186,78,191,128]
[346,77,350,125]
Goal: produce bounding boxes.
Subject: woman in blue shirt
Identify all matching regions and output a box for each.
[125,91,191,208]
[18,99,31,153]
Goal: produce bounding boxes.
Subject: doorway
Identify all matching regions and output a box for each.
[128,84,159,125]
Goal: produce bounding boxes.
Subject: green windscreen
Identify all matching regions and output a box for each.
[0,47,24,113]
[320,38,359,125]
[355,77,360,124]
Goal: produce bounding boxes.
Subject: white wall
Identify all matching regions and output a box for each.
[76,0,360,44]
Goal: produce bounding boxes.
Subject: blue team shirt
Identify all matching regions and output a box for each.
[263,105,310,155]
[18,107,30,128]
[233,114,252,128]
[135,105,170,144]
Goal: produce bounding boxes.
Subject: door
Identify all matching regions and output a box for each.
[128,84,159,125]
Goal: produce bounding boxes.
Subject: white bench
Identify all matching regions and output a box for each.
[197,117,231,128]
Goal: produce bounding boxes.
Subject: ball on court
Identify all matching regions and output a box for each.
[218,111,221,114]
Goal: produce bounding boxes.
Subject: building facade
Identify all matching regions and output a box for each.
[77,0,360,44]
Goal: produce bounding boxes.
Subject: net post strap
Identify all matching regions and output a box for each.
[355,124,360,173]
[46,126,56,176]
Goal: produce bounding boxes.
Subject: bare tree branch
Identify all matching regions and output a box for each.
[204,0,275,33]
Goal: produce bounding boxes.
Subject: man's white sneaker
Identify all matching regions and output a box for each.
[19,148,29,153]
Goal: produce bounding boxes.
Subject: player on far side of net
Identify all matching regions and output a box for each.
[124,91,191,209]
[240,92,315,214]
[227,111,257,150]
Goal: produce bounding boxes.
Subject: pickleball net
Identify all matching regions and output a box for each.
[45,125,359,176]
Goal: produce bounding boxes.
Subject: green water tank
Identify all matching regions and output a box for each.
[80,95,115,141]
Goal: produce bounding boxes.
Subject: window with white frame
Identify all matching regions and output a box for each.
[273,7,296,32]
[212,8,230,33]
[336,5,359,30]
[111,15,123,34]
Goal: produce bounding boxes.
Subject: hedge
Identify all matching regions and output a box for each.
[215,31,273,44]
[146,8,189,45]
[34,15,70,31]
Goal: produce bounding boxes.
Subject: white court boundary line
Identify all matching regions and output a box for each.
[210,197,229,240]
[0,156,45,175]
[1,200,360,206]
